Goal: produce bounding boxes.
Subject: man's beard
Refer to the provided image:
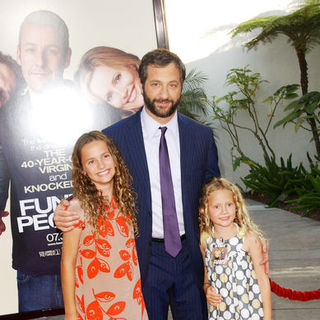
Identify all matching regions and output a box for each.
[143,91,181,118]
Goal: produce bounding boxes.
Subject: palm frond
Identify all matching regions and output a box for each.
[231,0,320,52]
[178,69,218,132]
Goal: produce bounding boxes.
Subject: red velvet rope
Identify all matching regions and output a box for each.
[270,278,320,301]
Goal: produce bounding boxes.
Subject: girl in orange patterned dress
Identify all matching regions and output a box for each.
[61,131,148,320]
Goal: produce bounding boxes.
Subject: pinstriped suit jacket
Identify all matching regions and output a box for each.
[102,109,220,288]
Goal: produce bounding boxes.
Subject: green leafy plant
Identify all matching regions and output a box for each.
[241,155,307,206]
[179,69,208,120]
[231,0,320,95]
[210,67,298,168]
[286,156,320,214]
[179,69,219,131]
[274,91,320,143]
[287,173,320,215]
[231,0,320,156]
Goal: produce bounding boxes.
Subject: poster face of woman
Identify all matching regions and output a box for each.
[76,46,144,117]
[0,0,158,316]
[88,63,143,111]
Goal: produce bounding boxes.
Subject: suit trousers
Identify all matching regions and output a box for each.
[143,238,206,320]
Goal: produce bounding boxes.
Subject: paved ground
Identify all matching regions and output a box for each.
[32,199,320,320]
[247,199,320,320]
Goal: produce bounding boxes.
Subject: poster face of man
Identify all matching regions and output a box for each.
[17,24,71,93]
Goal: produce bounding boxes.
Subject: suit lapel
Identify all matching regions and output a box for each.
[125,111,152,211]
[127,112,147,162]
[178,113,191,210]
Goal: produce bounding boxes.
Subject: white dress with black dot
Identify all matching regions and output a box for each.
[205,232,264,320]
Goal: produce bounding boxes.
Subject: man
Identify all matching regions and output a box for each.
[0,10,77,312]
[0,52,22,232]
[55,48,220,319]
[105,49,220,319]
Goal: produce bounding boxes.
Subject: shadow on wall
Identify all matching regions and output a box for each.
[183,9,320,185]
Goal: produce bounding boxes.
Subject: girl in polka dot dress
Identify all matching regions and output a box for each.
[199,177,272,320]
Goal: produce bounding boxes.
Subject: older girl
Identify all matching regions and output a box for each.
[61,131,148,320]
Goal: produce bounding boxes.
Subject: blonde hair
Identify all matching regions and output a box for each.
[72,131,138,236]
[199,177,263,239]
[75,46,140,102]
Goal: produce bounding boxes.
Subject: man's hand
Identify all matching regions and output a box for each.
[0,211,9,235]
[260,238,269,275]
[205,286,222,307]
[54,199,79,232]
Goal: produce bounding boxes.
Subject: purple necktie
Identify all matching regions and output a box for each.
[159,126,182,257]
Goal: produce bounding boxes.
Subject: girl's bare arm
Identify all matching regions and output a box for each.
[200,241,222,306]
[245,232,272,320]
[61,226,82,320]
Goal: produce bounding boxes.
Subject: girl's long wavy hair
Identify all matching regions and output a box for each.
[199,177,263,238]
[72,131,138,236]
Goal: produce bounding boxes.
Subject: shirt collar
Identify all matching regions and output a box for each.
[141,106,179,137]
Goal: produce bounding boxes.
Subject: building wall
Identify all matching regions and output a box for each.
[165,0,319,186]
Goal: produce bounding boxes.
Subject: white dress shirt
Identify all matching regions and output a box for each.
[141,107,185,238]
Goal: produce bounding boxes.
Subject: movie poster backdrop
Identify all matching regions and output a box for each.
[0,0,158,317]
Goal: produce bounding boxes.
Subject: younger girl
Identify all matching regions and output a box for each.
[199,177,271,320]
[61,131,148,320]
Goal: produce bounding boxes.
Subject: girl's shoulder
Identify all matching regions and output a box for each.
[200,231,213,253]
[200,231,211,243]
[200,231,213,245]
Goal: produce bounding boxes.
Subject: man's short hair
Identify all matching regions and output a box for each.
[138,49,186,86]
[19,10,70,55]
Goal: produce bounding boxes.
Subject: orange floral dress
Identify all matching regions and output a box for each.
[68,197,148,320]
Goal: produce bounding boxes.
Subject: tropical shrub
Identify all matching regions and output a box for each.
[210,67,298,167]
[231,0,320,156]
[242,155,307,206]
[274,91,320,154]
[179,69,209,123]
[286,157,320,214]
